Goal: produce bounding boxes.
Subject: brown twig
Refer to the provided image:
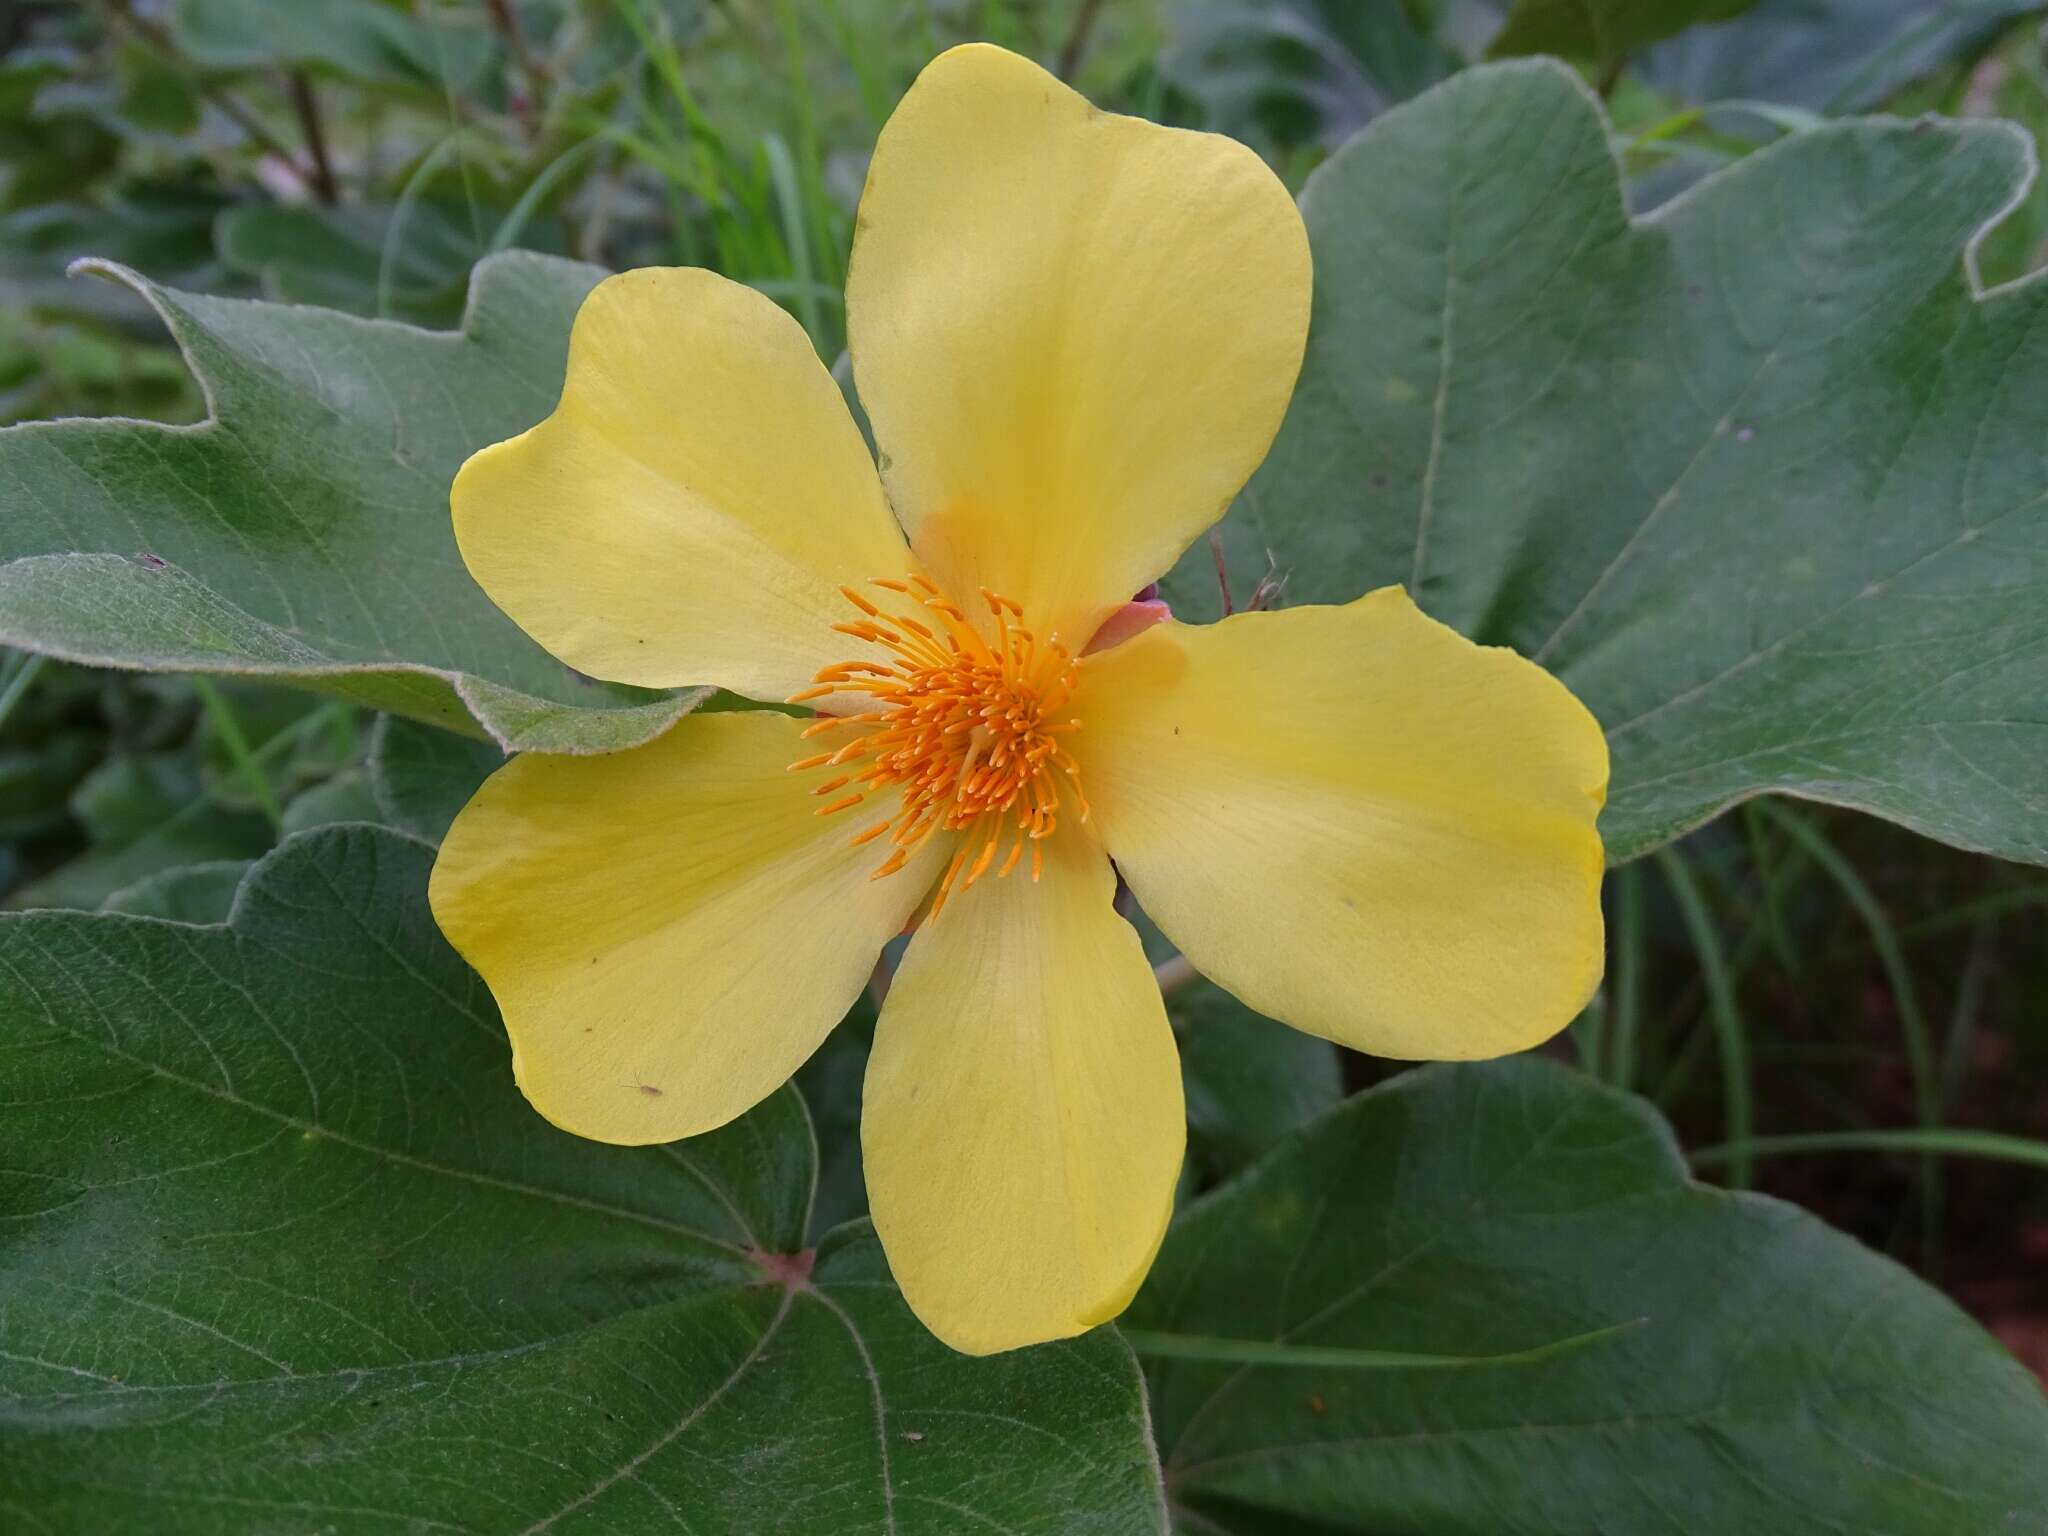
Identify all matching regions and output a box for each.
[482,0,550,122]
[287,70,339,204]
[94,0,326,195]
[200,83,313,187]
[1209,529,1235,616]
[1056,0,1106,82]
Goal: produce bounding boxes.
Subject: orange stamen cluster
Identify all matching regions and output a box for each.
[787,575,1088,920]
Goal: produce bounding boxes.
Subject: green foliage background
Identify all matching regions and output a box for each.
[2,1,2047,1530]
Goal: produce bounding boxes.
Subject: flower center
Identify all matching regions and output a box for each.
[787,574,1088,919]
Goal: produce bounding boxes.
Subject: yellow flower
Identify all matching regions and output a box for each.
[429,43,1608,1356]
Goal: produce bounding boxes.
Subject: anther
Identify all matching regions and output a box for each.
[787,574,1089,912]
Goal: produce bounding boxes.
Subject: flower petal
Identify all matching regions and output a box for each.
[846,43,1310,647]
[429,711,943,1144]
[1079,589,1608,1059]
[862,828,1183,1355]
[452,267,910,700]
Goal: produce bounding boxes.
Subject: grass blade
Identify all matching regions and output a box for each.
[762,132,827,352]
[191,677,284,831]
[491,137,607,253]
[1692,1129,2048,1174]
[379,133,465,319]
[1655,845,1753,1186]
[1609,861,1644,1088]
[1757,800,1941,1263]
[0,652,50,734]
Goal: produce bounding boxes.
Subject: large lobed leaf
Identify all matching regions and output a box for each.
[0,254,704,753]
[0,825,1168,1534]
[1137,1056,2048,1533]
[1172,60,2048,865]
[7,831,2042,1533]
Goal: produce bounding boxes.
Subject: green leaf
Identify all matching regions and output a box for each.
[8,750,271,909]
[215,201,483,326]
[1171,977,1342,1180]
[1487,0,1761,70]
[0,825,1169,1533]
[99,856,249,920]
[71,748,186,845]
[1160,0,1461,157]
[0,44,120,213]
[0,254,708,753]
[1641,0,2041,113]
[193,681,332,814]
[1173,61,2048,865]
[28,41,205,150]
[0,182,238,332]
[366,712,502,842]
[1126,1317,1643,1370]
[1136,1057,2048,1532]
[279,764,382,834]
[168,0,496,93]
[0,725,97,839]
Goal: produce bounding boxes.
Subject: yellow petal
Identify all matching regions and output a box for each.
[846,43,1310,647]
[452,267,911,700]
[862,828,1183,1355]
[1078,589,1608,1059]
[429,711,944,1144]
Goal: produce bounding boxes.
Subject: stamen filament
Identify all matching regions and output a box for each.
[788,574,1089,915]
